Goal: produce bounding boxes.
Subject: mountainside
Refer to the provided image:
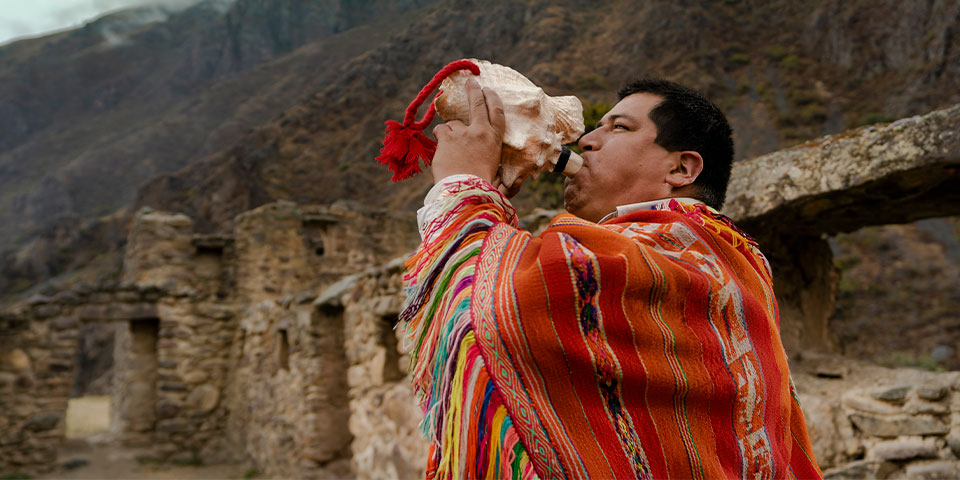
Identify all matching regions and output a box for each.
[137,0,960,226]
[1,0,959,301]
[0,0,435,292]
[831,217,960,370]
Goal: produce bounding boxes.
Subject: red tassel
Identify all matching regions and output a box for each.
[378,120,438,181]
[377,60,481,182]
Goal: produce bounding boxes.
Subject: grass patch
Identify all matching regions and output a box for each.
[834,255,862,271]
[135,456,165,466]
[170,457,204,467]
[728,52,750,67]
[789,89,819,106]
[881,351,944,372]
[775,113,798,128]
[9,278,34,294]
[575,73,610,91]
[836,276,858,296]
[525,173,566,210]
[763,45,789,61]
[857,112,896,126]
[581,100,612,133]
[2,474,32,480]
[780,54,802,72]
[798,104,827,123]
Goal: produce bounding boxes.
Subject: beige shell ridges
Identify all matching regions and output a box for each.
[434,59,585,188]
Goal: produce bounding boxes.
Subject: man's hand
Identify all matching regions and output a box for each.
[431,78,506,188]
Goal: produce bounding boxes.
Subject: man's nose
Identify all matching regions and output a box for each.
[578,129,600,151]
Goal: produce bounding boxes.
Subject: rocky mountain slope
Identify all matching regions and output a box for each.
[0,0,435,293]
[133,0,960,237]
[832,218,960,370]
[1,0,959,366]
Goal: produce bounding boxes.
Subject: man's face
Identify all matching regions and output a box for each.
[563,93,676,223]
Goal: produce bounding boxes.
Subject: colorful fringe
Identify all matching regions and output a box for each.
[650,198,773,282]
[400,178,536,479]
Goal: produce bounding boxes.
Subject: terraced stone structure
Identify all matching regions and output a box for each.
[1,104,959,478]
[0,200,419,477]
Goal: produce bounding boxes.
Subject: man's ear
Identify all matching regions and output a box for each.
[666,151,703,188]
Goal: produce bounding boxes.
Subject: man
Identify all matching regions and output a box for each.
[400,77,821,479]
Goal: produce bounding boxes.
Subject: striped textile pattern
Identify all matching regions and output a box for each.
[402,178,822,479]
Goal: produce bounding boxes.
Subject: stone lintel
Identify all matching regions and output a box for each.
[191,234,234,251]
[315,274,360,308]
[725,103,960,237]
[74,302,158,321]
[0,315,28,335]
[302,213,342,226]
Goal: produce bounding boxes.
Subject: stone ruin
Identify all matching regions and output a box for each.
[0,200,424,478]
[1,103,958,478]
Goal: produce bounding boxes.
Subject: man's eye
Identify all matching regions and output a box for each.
[613,124,629,130]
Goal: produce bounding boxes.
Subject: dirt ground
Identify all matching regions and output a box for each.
[37,397,253,480]
[38,439,252,480]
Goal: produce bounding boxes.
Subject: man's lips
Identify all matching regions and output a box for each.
[579,151,594,168]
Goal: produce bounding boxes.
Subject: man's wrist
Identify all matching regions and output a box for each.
[431,165,496,185]
[417,174,508,239]
[424,174,483,204]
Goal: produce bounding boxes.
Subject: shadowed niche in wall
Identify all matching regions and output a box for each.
[122,317,159,434]
[278,328,290,371]
[380,314,403,382]
[70,323,117,397]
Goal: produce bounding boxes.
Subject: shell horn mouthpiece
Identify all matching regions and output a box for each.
[553,147,583,177]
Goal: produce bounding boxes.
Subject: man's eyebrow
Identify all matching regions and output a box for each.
[595,113,637,129]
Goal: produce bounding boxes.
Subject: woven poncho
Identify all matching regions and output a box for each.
[400,177,822,479]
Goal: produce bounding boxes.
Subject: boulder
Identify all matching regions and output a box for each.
[849,413,949,438]
[870,437,938,461]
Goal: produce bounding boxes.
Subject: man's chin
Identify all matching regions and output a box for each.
[563,193,583,218]
[562,187,576,212]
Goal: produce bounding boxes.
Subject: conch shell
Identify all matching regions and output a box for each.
[434,59,584,189]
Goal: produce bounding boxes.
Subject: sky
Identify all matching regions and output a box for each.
[0,0,204,46]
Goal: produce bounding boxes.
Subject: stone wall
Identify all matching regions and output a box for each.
[0,200,419,476]
[218,200,418,478]
[232,201,419,302]
[337,261,428,480]
[223,295,353,478]
[118,204,238,459]
[795,356,960,478]
[0,285,167,472]
[0,309,61,470]
[220,257,426,479]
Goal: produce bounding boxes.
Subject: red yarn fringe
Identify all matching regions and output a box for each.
[377,60,480,182]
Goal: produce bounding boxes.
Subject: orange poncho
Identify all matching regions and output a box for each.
[401,177,821,479]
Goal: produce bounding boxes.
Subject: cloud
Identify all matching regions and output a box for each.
[0,0,236,47]
[0,17,35,40]
[91,0,238,48]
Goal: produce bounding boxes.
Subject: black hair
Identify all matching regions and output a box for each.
[617,79,734,210]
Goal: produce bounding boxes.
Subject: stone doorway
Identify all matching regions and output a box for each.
[112,317,160,445]
[65,322,117,440]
